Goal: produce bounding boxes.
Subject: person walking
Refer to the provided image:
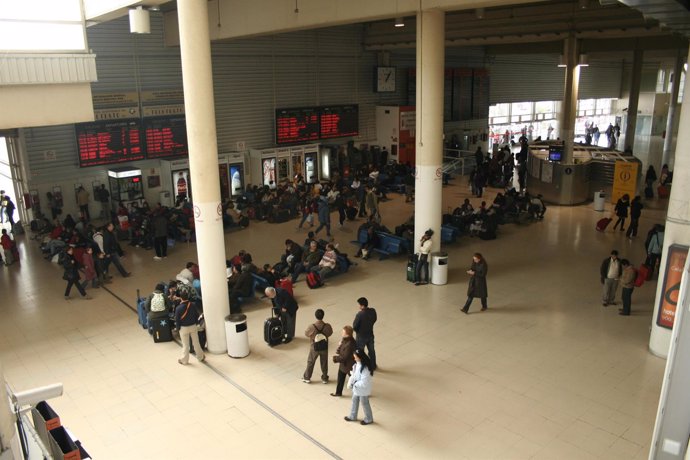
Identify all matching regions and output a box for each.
[331,325,356,397]
[613,194,630,232]
[62,246,91,300]
[97,184,110,218]
[461,253,488,313]
[102,222,131,277]
[152,207,168,260]
[646,225,664,277]
[175,290,205,365]
[344,348,374,426]
[619,259,636,316]
[302,309,333,384]
[352,297,377,371]
[626,196,643,239]
[314,194,332,238]
[600,250,622,306]
[644,166,657,198]
[415,229,433,285]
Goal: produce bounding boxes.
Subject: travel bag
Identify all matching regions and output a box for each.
[306,271,323,289]
[596,217,612,232]
[264,310,283,347]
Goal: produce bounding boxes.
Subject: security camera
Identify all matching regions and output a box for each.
[12,383,63,407]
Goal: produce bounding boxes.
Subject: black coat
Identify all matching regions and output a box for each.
[467,260,488,298]
[62,253,79,281]
[271,287,298,317]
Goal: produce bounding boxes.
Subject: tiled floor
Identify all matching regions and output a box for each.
[0,180,668,459]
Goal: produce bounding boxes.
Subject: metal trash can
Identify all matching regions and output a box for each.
[225,314,249,358]
[593,191,606,212]
[431,252,448,285]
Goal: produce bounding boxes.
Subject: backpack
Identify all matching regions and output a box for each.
[150,292,166,312]
[313,324,328,351]
[306,271,322,289]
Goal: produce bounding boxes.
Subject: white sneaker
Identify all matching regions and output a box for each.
[153,256,162,260]
[302,378,311,384]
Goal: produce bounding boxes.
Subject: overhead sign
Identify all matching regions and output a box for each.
[611,161,639,204]
[92,92,139,107]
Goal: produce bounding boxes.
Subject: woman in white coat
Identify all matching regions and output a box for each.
[344,348,374,425]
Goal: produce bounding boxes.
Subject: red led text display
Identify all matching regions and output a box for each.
[76,120,144,167]
[276,108,320,144]
[275,105,359,145]
[143,116,189,159]
[320,105,358,139]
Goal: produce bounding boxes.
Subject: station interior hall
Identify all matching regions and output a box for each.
[1,0,690,459]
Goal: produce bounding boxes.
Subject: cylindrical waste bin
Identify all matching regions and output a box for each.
[593,191,606,212]
[225,314,249,358]
[431,252,448,285]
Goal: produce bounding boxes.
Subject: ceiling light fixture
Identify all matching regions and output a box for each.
[558,55,567,67]
[395,17,405,28]
[578,54,589,67]
[129,6,151,34]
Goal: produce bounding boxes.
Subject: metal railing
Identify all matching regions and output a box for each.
[442,149,475,176]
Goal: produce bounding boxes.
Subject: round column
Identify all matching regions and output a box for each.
[560,34,580,164]
[414,9,445,254]
[177,0,230,353]
[649,48,690,358]
[661,50,685,169]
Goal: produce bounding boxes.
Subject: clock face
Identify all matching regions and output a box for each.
[376,67,396,92]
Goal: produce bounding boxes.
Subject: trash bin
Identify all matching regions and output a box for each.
[225,314,249,358]
[594,191,606,212]
[431,252,448,285]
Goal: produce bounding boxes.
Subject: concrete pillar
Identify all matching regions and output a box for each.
[177,0,230,353]
[624,48,643,151]
[661,50,685,169]
[0,363,17,458]
[649,47,690,358]
[414,9,444,254]
[559,34,580,164]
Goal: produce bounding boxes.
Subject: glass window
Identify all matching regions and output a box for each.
[0,0,85,51]
[535,101,554,114]
[578,99,595,111]
[511,102,532,116]
[678,72,685,104]
[490,103,510,118]
[656,69,667,93]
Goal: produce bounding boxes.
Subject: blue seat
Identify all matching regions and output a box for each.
[441,225,459,244]
[373,232,408,259]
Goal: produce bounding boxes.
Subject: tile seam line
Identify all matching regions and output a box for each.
[102,285,343,460]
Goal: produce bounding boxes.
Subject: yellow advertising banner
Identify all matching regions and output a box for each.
[611,161,639,204]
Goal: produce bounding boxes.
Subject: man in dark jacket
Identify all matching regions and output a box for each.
[152,207,169,260]
[102,222,130,277]
[353,297,377,371]
[174,290,205,365]
[266,286,299,343]
[228,264,253,313]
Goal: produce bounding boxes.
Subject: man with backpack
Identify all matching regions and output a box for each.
[302,309,333,384]
[145,283,171,324]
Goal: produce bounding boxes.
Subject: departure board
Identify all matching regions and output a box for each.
[275,105,359,144]
[143,116,189,158]
[275,107,320,144]
[76,120,144,167]
[320,105,358,139]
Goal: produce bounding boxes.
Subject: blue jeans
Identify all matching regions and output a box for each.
[349,395,373,423]
[356,336,376,370]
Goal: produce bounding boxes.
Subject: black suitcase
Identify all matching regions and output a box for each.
[151,317,173,343]
[264,312,283,346]
[406,255,418,283]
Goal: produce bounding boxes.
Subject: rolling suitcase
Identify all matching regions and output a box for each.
[136,290,148,329]
[407,255,418,283]
[264,310,283,347]
[151,317,173,343]
[275,278,294,297]
[596,217,612,232]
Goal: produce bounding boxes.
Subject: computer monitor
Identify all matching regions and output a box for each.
[548,145,563,162]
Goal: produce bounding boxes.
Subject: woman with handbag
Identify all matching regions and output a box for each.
[415,229,433,285]
[344,348,374,425]
[461,253,488,313]
[62,246,91,300]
